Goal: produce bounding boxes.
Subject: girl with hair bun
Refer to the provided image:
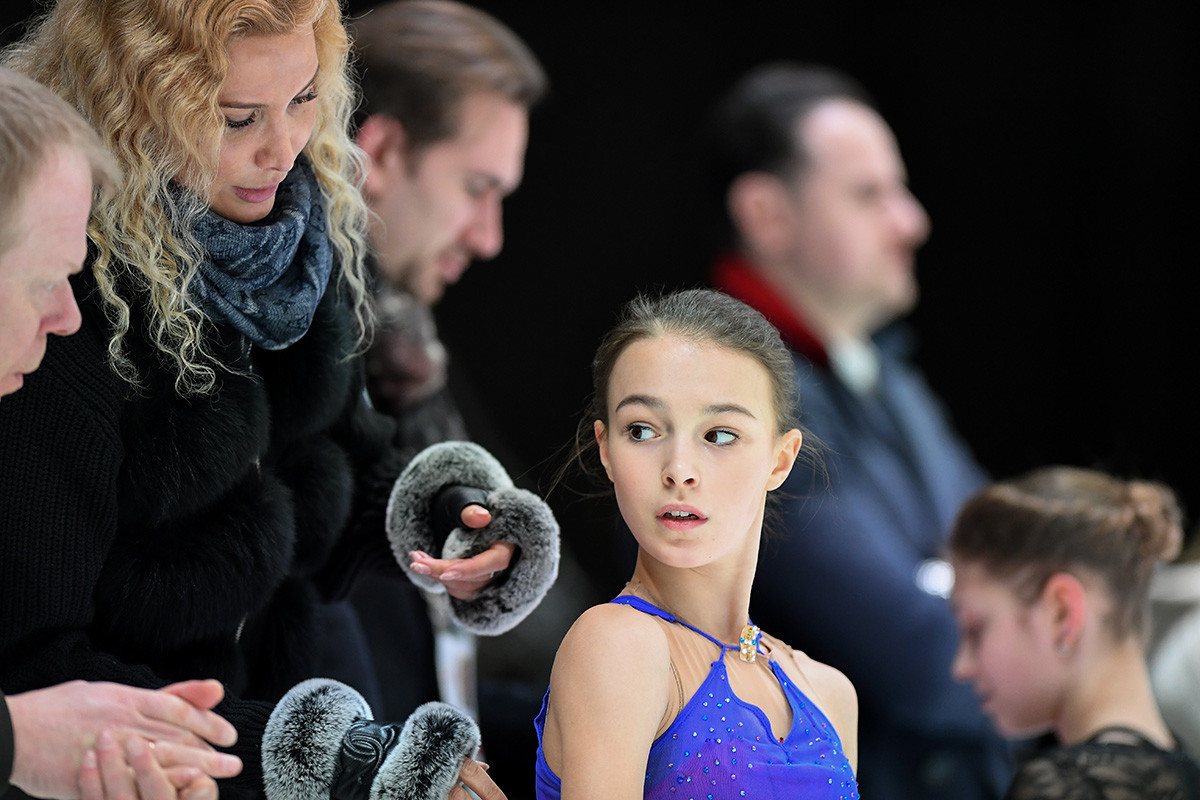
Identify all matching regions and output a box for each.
[948,466,1200,799]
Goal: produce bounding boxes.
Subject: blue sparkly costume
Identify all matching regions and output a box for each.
[533,595,859,799]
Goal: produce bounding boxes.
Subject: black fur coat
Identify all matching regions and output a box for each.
[0,266,420,797]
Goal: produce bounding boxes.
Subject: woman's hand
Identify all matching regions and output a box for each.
[448,757,506,800]
[79,730,224,800]
[409,506,516,600]
[7,679,242,800]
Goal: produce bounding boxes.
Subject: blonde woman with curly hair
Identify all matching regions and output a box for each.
[0,2,561,799]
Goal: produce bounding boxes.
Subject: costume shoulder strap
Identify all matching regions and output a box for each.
[610,595,726,650]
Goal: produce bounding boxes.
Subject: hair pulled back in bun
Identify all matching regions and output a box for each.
[949,465,1183,639]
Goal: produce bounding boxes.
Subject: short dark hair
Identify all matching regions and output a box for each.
[349,0,546,149]
[705,62,873,247]
[708,61,873,187]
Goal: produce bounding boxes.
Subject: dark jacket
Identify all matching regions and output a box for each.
[714,253,1012,800]
[0,266,418,798]
[757,332,1010,799]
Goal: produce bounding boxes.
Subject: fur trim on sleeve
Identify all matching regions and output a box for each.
[386,441,560,634]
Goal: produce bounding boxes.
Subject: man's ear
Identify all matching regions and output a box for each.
[356,114,408,196]
[727,172,795,262]
[766,429,802,492]
[594,420,614,483]
[1041,572,1087,653]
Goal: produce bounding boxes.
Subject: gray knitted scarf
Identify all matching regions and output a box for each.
[186,154,333,350]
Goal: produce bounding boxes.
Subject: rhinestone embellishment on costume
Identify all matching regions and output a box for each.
[739,623,761,663]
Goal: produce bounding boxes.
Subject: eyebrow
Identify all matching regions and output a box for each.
[469,171,521,197]
[613,394,758,419]
[614,394,663,414]
[219,66,320,110]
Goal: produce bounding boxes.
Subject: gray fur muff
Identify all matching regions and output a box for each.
[387,441,560,635]
[262,679,481,800]
[371,701,482,800]
[262,679,372,800]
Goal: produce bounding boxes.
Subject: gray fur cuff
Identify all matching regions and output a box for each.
[367,701,481,800]
[263,679,372,800]
[387,441,560,635]
[263,681,480,800]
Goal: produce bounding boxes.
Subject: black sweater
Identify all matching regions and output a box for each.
[0,268,419,799]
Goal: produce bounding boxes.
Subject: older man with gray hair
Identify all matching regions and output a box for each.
[0,64,242,800]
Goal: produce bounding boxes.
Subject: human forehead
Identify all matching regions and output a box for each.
[416,91,528,189]
[2,147,92,272]
[606,335,774,414]
[950,560,1025,614]
[221,26,319,98]
[793,98,904,180]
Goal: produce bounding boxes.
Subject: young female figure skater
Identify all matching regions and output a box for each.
[535,289,859,799]
[949,466,1200,799]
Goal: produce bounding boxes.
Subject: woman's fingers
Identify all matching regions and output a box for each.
[80,749,104,800]
[454,758,506,800]
[95,730,137,800]
[172,771,219,800]
[148,741,242,779]
[140,683,237,748]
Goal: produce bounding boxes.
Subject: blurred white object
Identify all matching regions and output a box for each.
[1148,559,1200,756]
[915,557,955,599]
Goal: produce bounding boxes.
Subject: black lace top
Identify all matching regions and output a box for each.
[1005,727,1200,800]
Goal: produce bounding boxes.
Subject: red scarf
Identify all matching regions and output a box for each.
[709,251,829,368]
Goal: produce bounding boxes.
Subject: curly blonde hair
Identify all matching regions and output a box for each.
[3,0,370,394]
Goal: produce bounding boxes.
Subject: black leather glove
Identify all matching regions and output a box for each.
[432,485,491,550]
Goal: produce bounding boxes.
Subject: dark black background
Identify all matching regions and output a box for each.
[4,2,1196,555]
[415,3,1200,560]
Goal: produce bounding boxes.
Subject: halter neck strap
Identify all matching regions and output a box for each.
[611,594,761,657]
